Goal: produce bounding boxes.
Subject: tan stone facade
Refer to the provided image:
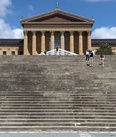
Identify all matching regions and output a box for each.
[21,10,94,55]
[0,10,116,55]
[0,46,19,55]
[0,39,23,55]
[22,31,93,55]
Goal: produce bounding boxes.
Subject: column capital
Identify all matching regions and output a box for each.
[51,31,54,35]
[32,31,36,36]
[87,31,91,36]
[41,31,45,35]
[60,31,64,35]
[70,31,74,35]
[79,31,83,35]
[24,31,28,36]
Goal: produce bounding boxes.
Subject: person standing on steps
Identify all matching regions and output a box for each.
[56,47,59,55]
[92,49,95,56]
[85,50,90,65]
[99,53,105,66]
[89,50,94,67]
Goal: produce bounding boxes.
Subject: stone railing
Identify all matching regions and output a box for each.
[46,48,78,55]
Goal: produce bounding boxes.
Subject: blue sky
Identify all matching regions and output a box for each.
[0,0,116,39]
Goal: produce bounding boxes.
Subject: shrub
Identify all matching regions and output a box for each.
[96,43,113,55]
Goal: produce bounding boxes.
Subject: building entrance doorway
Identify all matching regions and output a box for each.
[55,37,60,49]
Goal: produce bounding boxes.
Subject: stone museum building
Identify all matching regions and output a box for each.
[0,8,116,55]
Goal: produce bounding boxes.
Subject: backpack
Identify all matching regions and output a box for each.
[100,54,104,58]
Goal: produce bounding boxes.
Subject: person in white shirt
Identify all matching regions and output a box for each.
[85,50,90,65]
[40,51,45,55]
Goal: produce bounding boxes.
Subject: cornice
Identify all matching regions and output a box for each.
[22,22,93,25]
[21,10,94,25]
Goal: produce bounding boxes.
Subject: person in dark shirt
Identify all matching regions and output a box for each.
[56,47,58,51]
[89,50,94,67]
[99,53,105,66]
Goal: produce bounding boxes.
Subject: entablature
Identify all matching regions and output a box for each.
[23,27,92,32]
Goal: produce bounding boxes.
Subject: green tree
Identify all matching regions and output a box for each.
[96,43,113,55]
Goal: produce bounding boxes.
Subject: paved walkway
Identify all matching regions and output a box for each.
[0,131,116,137]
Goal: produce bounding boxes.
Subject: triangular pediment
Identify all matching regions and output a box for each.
[21,10,94,24]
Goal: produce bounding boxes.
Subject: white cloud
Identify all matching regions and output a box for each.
[0,0,23,38]
[0,0,12,17]
[13,28,23,38]
[0,18,23,38]
[92,27,116,39]
[28,5,34,11]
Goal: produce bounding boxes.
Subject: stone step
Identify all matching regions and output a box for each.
[0,107,116,112]
[0,105,115,110]
[0,125,116,131]
[0,104,115,108]
[0,92,101,94]
[0,109,116,114]
[0,120,116,127]
[0,105,115,109]
[0,124,115,132]
[0,115,115,120]
[1,97,116,101]
[0,115,116,119]
[0,119,116,126]
[0,112,116,116]
[0,102,115,105]
[1,118,116,122]
[0,97,113,100]
[0,94,116,98]
[0,106,115,110]
[0,102,116,105]
[0,91,108,95]
[0,106,115,111]
[0,55,115,61]
[0,100,115,104]
[0,55,115,131]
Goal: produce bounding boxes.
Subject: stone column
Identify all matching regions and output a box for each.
[61,31,64,50]
[51,31,54,50]
[87,31,91,50]
[70,31,74,52]
[41,31,45,52]
[79,31,83,55]
[32,31,37,55]
[24,31,29,55]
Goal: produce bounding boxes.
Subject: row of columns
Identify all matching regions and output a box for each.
[24,31,91,55]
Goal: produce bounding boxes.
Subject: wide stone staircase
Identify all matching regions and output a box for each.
[0,55,116,131]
